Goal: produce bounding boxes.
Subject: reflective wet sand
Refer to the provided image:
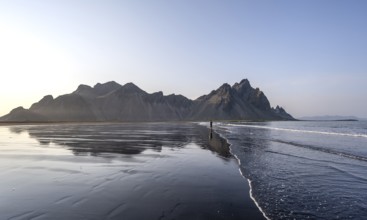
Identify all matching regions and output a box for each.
[0,122,264,219]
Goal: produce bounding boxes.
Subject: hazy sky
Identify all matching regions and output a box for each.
[1,0,366,118]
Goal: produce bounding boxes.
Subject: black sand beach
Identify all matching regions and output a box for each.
[0,122,265,220]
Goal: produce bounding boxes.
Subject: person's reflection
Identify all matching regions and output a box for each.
[209,120,213,139]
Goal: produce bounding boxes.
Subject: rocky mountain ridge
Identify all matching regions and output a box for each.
[0,79,294,122]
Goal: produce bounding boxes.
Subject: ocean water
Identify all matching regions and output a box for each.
[215,121,367,219]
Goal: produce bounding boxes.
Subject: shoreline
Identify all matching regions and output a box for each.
[0,118,296,126]
[220,136,270,220]
[203,123,270,220]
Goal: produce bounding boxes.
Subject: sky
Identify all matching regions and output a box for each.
[0,0,366,118]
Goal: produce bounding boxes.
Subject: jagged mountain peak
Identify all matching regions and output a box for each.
[118,82,146,94]
[233,78,252,93]
[254,88,264,96]
[73,84,94,96]
[30,95,54,111]
[73,81,122,98]
[93,81,122,96]
[216,83,233,95]
[10,106,25,114]
[123,82,140,89]
[77,84,93,90]
[220,83,231,89]
[0,79,294,122]
[41,95,54,101]
[239,78,250,85]
[272,105,293,120]
[152,91,164,96]
[94,81,121,89]
[233,78,251,88]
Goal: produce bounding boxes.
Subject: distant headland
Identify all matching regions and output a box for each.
[0,79,294,122]
[298,115,360,121]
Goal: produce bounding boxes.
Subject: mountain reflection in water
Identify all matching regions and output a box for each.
[9,122,231,159]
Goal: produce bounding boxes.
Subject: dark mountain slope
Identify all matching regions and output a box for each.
[190,79,287,120]
[0,79,294,122]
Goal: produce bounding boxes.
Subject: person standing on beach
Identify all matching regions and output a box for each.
[209,120,213,139]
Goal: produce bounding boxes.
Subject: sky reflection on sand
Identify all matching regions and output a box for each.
[0,123,264,220]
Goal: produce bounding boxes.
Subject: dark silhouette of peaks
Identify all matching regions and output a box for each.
[1,79,294,122]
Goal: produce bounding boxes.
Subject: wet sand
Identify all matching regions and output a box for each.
[0,122,264,220]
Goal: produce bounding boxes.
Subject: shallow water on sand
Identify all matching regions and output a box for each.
[0,123,264,220]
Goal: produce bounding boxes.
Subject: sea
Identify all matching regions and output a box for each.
[214,120,367,219]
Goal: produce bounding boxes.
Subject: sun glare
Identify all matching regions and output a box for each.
[0,22,74,85]
[0,22,76,115]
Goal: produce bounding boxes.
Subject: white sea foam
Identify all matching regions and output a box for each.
[214,128,270,220]
[223,123,367,138]
[214,121,367,219]
[247,176,271,220]
[196,121,208,126]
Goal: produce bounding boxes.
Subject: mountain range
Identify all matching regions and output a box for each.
[0,79,294,122]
